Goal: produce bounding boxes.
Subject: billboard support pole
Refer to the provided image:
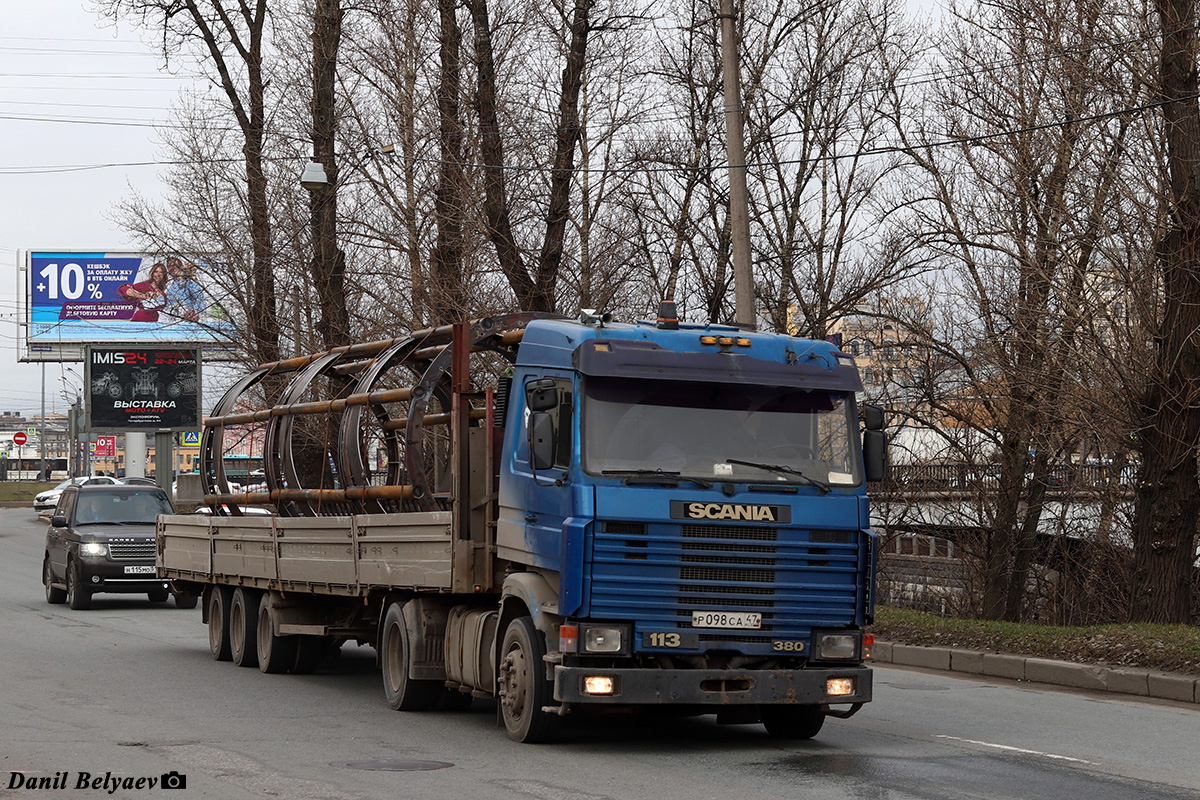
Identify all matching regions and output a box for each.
[39,362,45,481]
[126,432,147,479]
[155,431,173,492]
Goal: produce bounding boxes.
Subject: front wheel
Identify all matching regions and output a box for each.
[148,588,170,603]
[760,704,825,740]
[44,557,66,604]
[498,616,560,743]
[66,560,92,610]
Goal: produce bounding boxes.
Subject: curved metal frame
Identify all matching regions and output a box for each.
[198,313,559,517]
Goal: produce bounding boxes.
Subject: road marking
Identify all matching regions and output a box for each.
[936,735,1097,765]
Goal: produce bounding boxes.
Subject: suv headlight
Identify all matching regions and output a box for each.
[79,542,108,557]
[812,630,862,662]
[579,624,631,655]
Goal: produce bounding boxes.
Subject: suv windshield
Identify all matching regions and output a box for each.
[74,491,173,525]
[582,376,862,487]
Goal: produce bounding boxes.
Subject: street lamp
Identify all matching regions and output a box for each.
[300,160,329,191]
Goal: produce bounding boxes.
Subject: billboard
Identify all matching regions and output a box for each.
[85,346,202,432]
[26,251,234,356]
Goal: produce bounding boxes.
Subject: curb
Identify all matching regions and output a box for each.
[873,641,1200,704]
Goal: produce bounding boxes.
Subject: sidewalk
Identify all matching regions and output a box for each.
[873,640,1200,704]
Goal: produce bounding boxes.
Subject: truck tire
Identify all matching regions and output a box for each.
[66,559,92,611]
[760,704,825,740]
[44,557,66,604]
[381,603,440,710]
[498,616,561,743]
[208,586,234,661]
[230,587,261,668]
[256,592,298,674]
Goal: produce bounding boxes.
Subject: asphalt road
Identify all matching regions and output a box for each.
[2,507,1198,800]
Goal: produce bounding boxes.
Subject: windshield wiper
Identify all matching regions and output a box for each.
[601,469,713,489]
[724,458,831,494]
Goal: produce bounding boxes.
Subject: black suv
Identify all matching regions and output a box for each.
[42,484,195,610]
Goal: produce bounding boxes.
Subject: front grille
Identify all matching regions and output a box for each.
[107,539,156,560]
[590,519,865,652]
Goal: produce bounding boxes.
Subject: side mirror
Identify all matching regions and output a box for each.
[50,514,67,528]
[527,379,559,412]
[529,412,556,471]
[863,430,886,482]
[861,405,885,432]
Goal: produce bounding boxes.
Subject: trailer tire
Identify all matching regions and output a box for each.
[498,616,560,743]
[381,603,440,711]
[256,593,297,674]
[207,586,234,661]
[760,704,825,740]
[230,587,261,668]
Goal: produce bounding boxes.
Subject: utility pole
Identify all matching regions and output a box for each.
[719,0,755,329]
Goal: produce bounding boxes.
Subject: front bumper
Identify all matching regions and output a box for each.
[554,664,872,705]
[78,559,168,594]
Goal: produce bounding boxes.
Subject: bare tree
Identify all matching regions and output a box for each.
[98,0,281,365]
[1130,0,1200,624]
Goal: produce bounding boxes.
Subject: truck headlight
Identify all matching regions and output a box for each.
[813,631,861,661]
[583,626,623,653]
[79,542,108,557]
[577,623,631,655]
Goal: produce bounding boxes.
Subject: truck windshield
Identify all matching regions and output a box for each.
[581,377,863,487]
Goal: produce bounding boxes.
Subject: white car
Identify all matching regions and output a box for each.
[34,476,122,512]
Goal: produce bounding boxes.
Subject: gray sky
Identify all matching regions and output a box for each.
[0,0,188,416]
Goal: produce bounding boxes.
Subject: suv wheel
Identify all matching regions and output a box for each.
[44,558,66,604]
[66,559,92,610]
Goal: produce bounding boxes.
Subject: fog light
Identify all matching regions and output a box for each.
[583,675,616,695]
[583,627,622,653]
[91,576,101,584]
[827,677,855,697]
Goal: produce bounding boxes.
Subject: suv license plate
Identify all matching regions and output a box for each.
[124,565,155,575]
[691,611,761,629]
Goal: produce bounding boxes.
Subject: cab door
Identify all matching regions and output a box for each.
[496,371,575,573]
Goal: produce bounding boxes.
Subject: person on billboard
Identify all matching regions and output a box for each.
[117,262,169,322]
[164,257,206,323]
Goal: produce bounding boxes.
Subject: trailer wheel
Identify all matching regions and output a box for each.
[498,616,560,743]
[381,603,440,710]
[230,587,261,668]
[207,586,234,661]
[760,704,825,740]
[256,592,297,674]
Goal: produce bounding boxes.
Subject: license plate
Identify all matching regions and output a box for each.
[691,611,761,629]
[124,565,155,575]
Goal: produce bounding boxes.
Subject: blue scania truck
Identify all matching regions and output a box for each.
[158,309,884,743]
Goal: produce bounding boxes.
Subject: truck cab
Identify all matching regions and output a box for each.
[494,317,878,740]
